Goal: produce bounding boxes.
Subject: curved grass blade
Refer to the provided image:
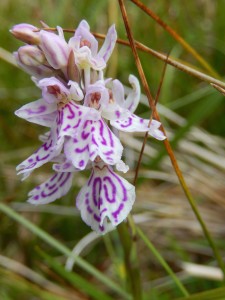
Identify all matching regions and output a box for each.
[0,203,131,300]
[129,0,220,78]
[177,286,225,300]
[38,249,113,300]
[137,227,189,297]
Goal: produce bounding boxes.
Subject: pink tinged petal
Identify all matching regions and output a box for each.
[40,30,69,69]
[16,136,63,176]
[112,79,125,106]
[116,160,129,173]
[10,23,40,44]
[64,118,122,169]
[75,20,98,55]
[102,103,130,121]
[38,77,69,104]
[28,172,73,205]
[53,160,79,172]
[15,98,57,127]
[76,164,135,234]
[84,80,109,107]
[98,24,117,62]
[124,75,140,113]
[68,81,84,101]
[111,114,166,140]
[74,47,106,70]
[64,120,92,170]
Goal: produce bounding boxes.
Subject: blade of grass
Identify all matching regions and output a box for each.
[0,203,131,300]
[151,93,223,167]
[118,0,225,283]
[117,222,142,300]
[136,227,189,297]
[129,0,220,79]
[37,248,113,300]
[0,268,70,300]
[177,286,225,300]
[134,50,170,185]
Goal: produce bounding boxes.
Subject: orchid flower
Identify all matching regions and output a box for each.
[12,19,166,234]
[69,20,117,71]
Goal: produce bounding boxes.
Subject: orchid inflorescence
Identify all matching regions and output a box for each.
[11,20,166,234]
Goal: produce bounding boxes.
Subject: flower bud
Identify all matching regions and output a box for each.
[10,23,40,44]
[17,45,45,66]
[39,29,69,69]
[14,52,54,79]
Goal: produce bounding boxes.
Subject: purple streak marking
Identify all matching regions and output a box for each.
[120,117,132,128]
[103,150,113,156]
[75,145,89,153]
[103,176,116,203]
[107,127,114,147]
[115,110,120,118]
[100,208,107,217]
[79,160,84,167]
[66,104,75,119]
[81,130,90,140]
[59,173,71,187]
[41,187,58,197]
[73,118,81,129]
[36,153,50,161]
[112,203,124,221]
[63,124,71,131]
[94,214,101,222]
[108,168,127,201]
[50,173,58,182]
[26,105,46,115]
[93,177,102,207]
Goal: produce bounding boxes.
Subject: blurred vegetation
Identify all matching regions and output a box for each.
[1,0,225,299]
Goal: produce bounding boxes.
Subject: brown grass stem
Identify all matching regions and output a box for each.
[129,0,220,79]
[42,28,225,90]
[118,0,225,283]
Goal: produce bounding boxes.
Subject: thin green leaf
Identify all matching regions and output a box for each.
[136,227,189,297]
[0,203,131,300]
[38,248,113,300]
[177,286,225,300]
[151,93,223,168]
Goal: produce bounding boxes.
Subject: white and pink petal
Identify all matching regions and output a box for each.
[111,113,166,140]
[98,24,117,63]
[76,163,135,234]
[28,172,73,205]
[15,98,57,127]
[124,75,140,113]
[16,136,63,176]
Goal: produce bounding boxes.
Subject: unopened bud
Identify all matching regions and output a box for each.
[39,29,69,69]
[14,52,54,79]
[10,23,40,45]
[18,45,45,66]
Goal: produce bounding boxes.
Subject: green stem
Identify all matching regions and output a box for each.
[136,227,189,297]
[117,222,142,300]
[0,203,131,300]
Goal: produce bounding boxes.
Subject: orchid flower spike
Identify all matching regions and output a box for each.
[12,19,166,234]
